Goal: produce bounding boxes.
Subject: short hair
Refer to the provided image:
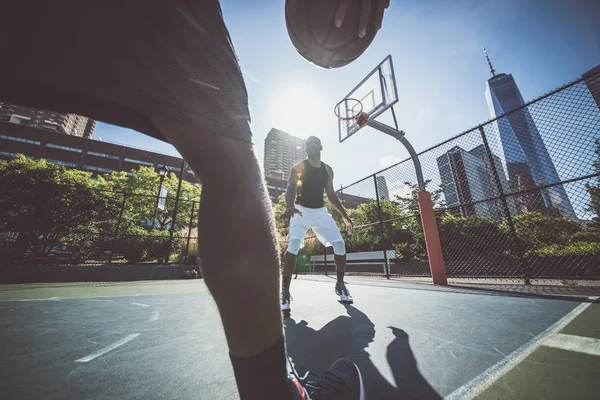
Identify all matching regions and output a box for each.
[306,136,321,145]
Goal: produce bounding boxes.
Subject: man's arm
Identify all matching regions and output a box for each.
[325,165,352,230]
[282,164,302,223]
[285,165,298,209]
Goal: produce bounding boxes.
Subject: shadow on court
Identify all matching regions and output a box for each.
[284,305,441,399]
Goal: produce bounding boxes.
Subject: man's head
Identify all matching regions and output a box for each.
[305,136,322,157]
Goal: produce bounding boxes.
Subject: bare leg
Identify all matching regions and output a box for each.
[282,251,297,278]
[152,118,282,358]
[334,254,346,273]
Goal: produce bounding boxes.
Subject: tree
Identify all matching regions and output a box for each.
[501,212,580,254]
[586,139,600,232]
[0,155,115,262]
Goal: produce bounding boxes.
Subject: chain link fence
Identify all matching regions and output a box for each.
[0,182,199,266]
[301,66,600,283]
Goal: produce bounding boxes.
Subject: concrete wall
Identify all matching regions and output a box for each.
[0,264,200,284]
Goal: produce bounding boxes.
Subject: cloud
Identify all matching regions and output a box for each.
[380,154,402,168]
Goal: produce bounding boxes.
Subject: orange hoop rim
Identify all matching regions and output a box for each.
[334,98,364,121]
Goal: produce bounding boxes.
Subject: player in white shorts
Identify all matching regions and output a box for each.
[281,136,354,313]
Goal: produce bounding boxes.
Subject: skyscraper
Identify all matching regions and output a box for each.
[0,102,95,138]
[437,145,513,220]
[483,49,576,219]
[583,64,600,110]
[263,128,306,180]
[375,176,389,200]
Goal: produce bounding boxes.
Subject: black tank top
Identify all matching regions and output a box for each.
[296,160,328,208]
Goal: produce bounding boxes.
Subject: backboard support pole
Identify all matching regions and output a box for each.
[366,119,447,285]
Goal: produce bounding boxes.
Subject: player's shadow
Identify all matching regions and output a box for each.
[284,305,441,399]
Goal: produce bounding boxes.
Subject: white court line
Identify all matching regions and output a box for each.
[543,334,600,357]
[88,299,115,302]
[149,311,160,321]
[445,302,591,400]
[75,334,140,363]
[130,302,149,307]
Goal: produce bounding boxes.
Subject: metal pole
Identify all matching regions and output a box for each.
[368,120,426,191]
[184,200,196,264]
[109,193,128,264]
[366,120,447,284]
[324,243,328,276]
[167,159,186,263]
[152,175,165,231]
[478,126,531,284]
[373,174,390,279]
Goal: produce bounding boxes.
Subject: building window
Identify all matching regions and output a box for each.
[0,151,16,157]
[0,134,41,145]
[46,143,83,153]
[124,157,154,166]
[47,159,77,167]
[157,163,182,172]
[83,165,114,173]
[87,151,120,160]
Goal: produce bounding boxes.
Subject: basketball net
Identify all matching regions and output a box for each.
[334,98,368,133]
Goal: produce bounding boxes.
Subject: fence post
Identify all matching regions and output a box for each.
[373,174,390,279]
[166,159,186,263]
[108,193,128,265]
[478,126,531,284]
[183,200,196,264]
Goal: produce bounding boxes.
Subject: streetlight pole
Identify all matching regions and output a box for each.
[152,165,169,231]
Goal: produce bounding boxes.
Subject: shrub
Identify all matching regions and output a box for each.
[533,241,600,257]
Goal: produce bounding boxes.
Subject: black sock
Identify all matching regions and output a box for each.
[282,276,291,292]
[337,270,345,283]
[230,336,291,400]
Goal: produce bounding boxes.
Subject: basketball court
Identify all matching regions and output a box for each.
[1,277,598,399]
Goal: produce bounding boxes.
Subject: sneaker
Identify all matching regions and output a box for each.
[335,282,353,303]
[289,375,310,400]
[281,290,292,312]
[306,358,365,400]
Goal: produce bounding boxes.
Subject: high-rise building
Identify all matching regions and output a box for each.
[483,49,576,219]
[0,102,95,138]
[263,128,306,180]
[437,145,512,220]
[375,176,389,201]
[0,122,198,184]
[583,64,600,110]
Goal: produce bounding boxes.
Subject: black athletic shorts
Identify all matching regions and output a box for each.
[0,1,252,143]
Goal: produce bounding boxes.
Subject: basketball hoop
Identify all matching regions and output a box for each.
[334,98,368,134]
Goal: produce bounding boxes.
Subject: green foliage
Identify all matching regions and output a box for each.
[0,155,116,260]
[533,242,600,257]
[501,212,579,252]
[569,231,600,243]
[0,156,200,264]
[439,214,508,257]
[393,242,426,261]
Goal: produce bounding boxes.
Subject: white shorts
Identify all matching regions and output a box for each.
[289,205,344,249]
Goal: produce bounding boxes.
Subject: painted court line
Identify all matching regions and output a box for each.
[445,302,591,400]
[75,334,140,363]
[149,311,160,321]
[130,302,149,307]
[543,333,600,357]
[88,299,115,302]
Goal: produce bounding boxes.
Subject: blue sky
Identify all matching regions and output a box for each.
[94,0,600,188]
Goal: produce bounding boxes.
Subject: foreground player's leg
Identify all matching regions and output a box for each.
[281,250,298,312]
[152,118,290,399]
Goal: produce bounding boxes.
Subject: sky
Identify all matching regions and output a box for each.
[93,0,600,189]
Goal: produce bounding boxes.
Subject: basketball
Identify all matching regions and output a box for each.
[285,0,381,69]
